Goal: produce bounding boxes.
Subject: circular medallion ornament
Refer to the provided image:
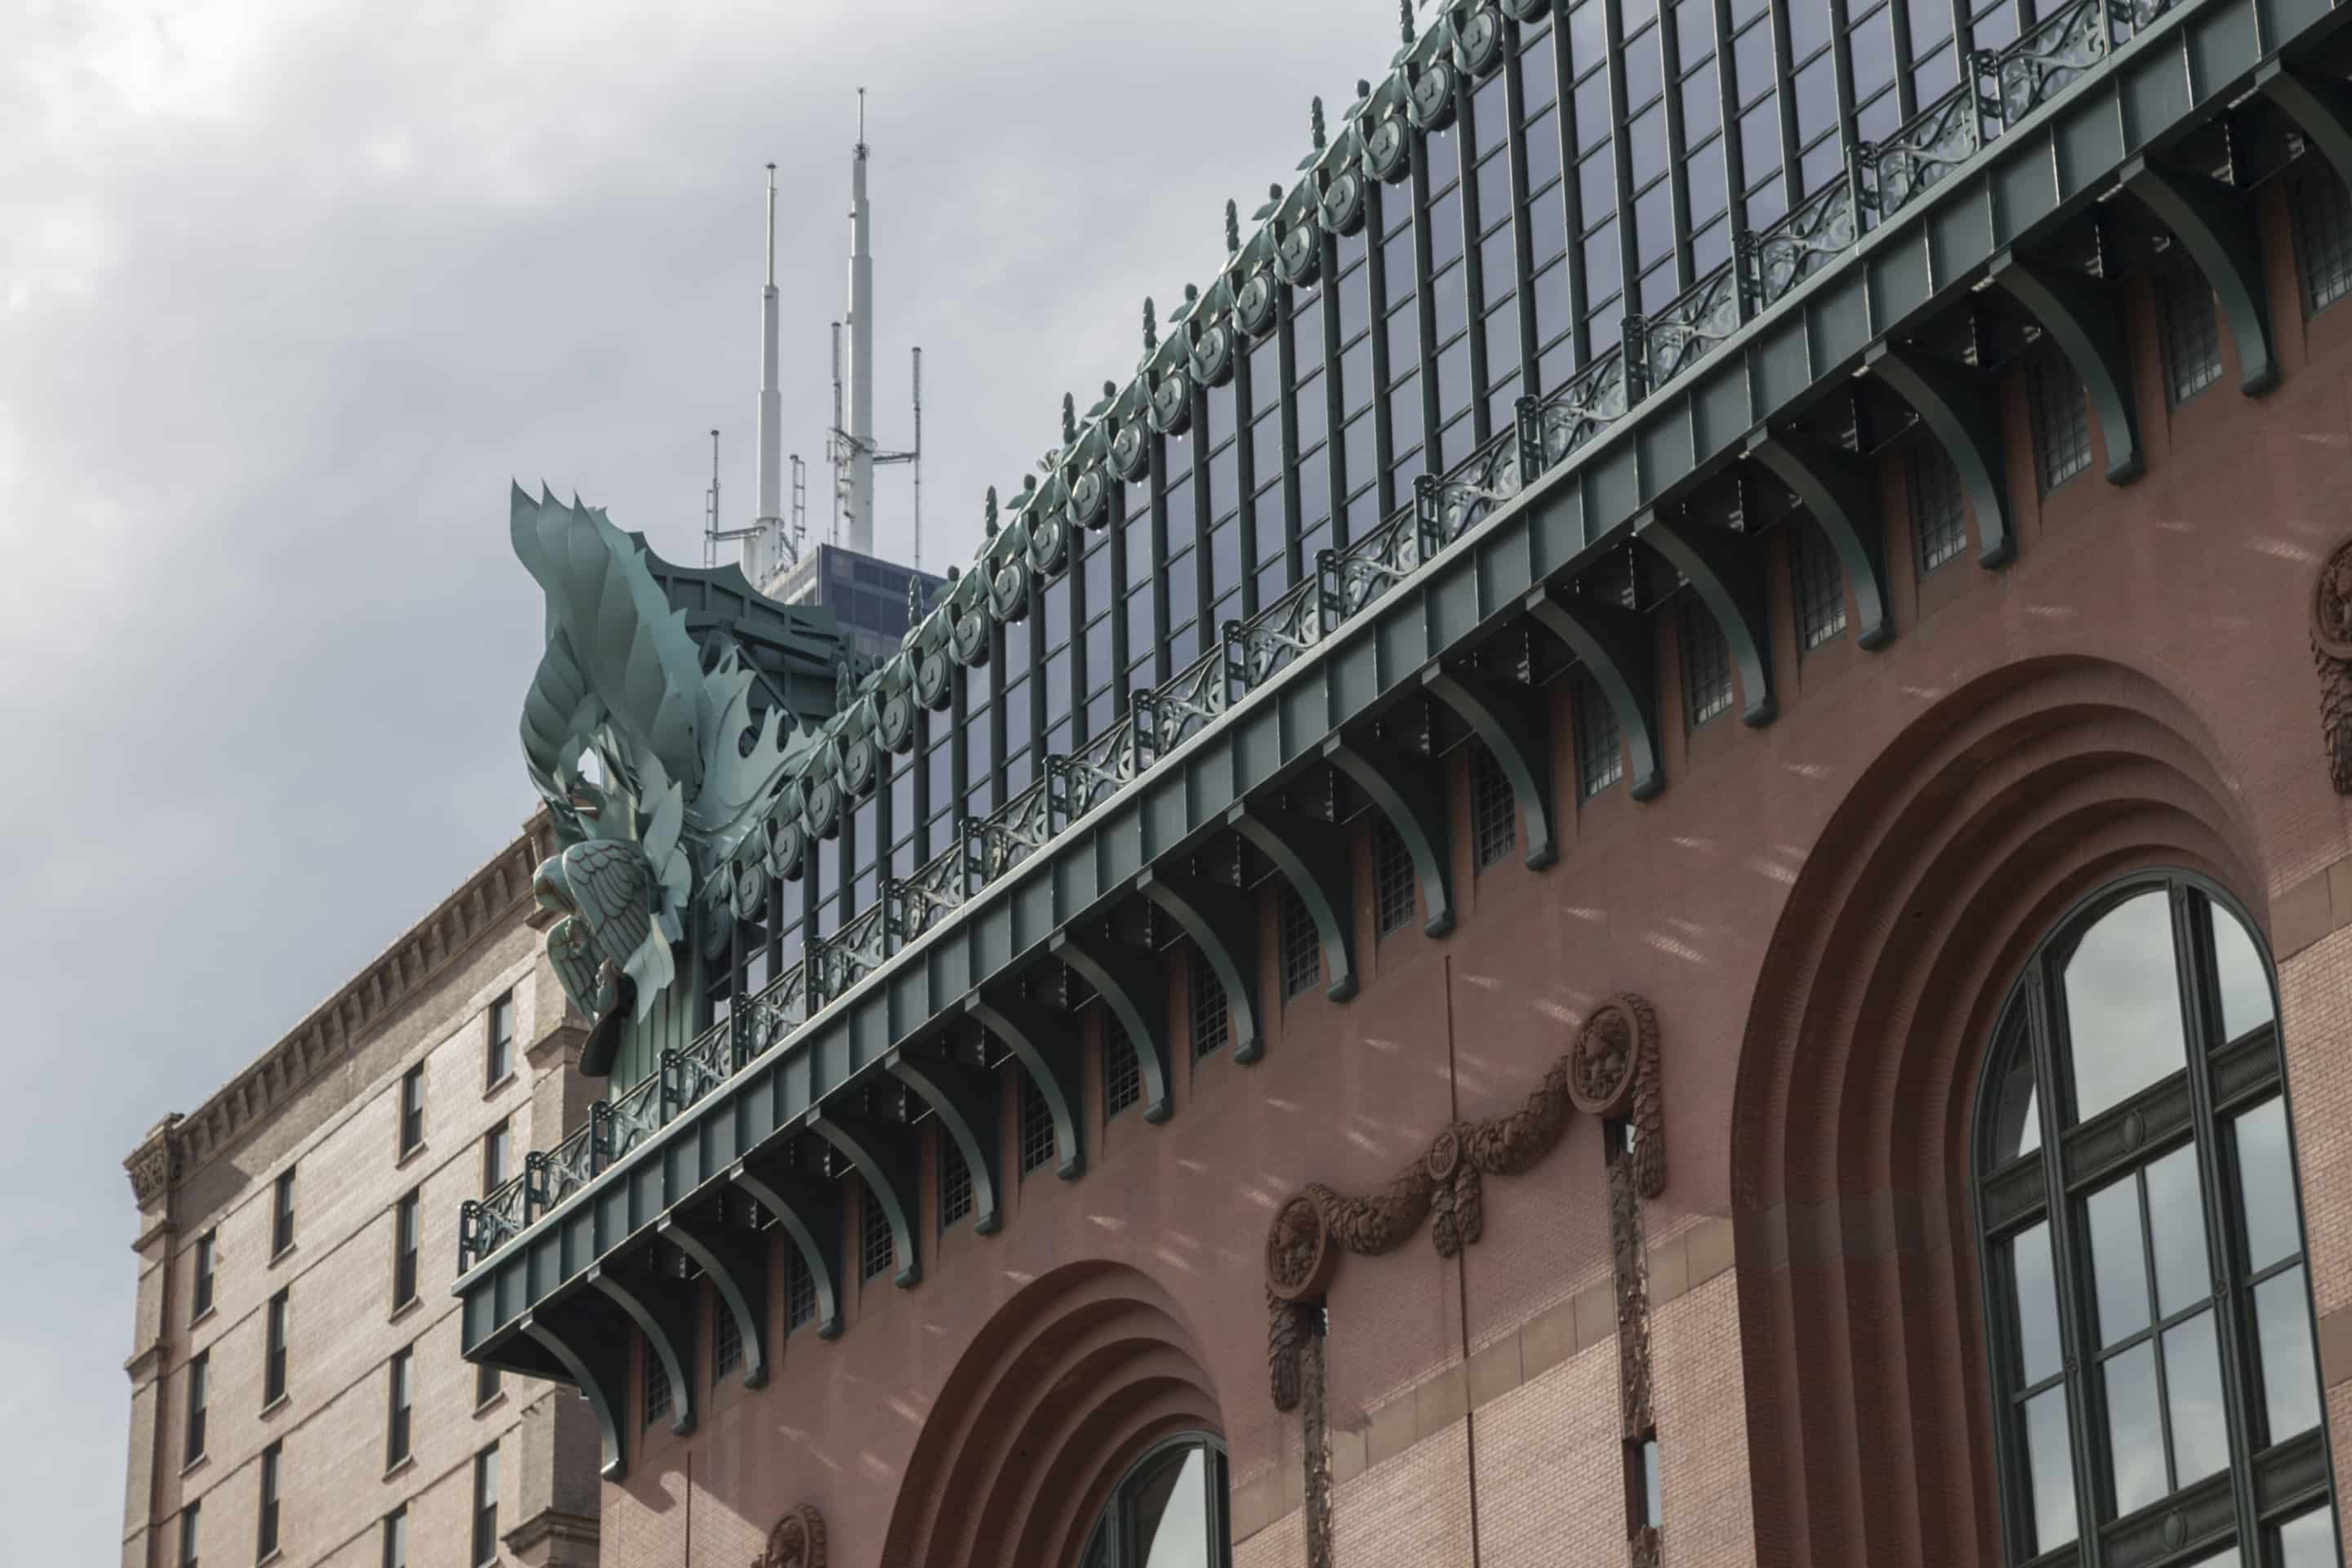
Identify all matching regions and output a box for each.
[1567,994,1648,1118]
[803,773,842,841]
[878,688,916,753]
[1265,1191,1337,1303]
[1149,371,1192,435]
[915,647,955,710]
[1276,221,1321,286]
[1110,421,1151,482]
[1235,271,1277,338]
[2312,535,2352,658]
[1027,511,1071,573]
[768,815,807,882]
[1320,167,1368,236]
[1189,318,1236,387]
[1363,118,1410,184]
[1067,466,1110,530]
[990,559,1031,622]
[1426,1124,1463,1181]
[1502,0,1552,20]
[751,1503,826,1568]
[1409,60,1459,131]
[841,733,878,799]
[1454,7,1505,76]
[951,608,991,667]
[731,856,768,920]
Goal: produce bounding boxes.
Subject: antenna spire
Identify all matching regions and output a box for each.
[1311,97,1327,150]
[1224,198,1240,255]
[764,162,777,287]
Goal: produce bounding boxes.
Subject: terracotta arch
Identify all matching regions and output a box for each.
[880,1260,1225,1568]
[1727,656,2264,1568]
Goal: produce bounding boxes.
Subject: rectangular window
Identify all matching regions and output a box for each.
[185,1351,209,1463]
[1682,607,1734,728]
[264,1290,290,1406]
[1017,1070,1056,1177]
[381,1510,408,1568]
[2160,263,2221,405]
[399,1063,425,1156]
[1374,817,1416,935]
[483,1120,510,1192]
[476,1361,502,1409]
[940,1129,974,1229]
[860,1179,894,1282]
[1790,519,1847,652]
[1910,442,1967,577]
[180,1503,201,1568]
[786,1242,817,1330]
[386,1350,412,1468]
[486,991,514,1086]
[256,1441,282,1561]
[272,1169,296,1256]
[471,1446,500,1567]
[1281,888,1320,1000]
[393,1192,420,1310]
[191,1232,216,1322]
[712,1293,743,1383]
[1104,1016,1141,1118]
[643,1333,672,1426]
[2297,169,2352,315]
[1190,950,1228,1060]
[1471,742,1517,868]
[1575,672,1624,799]
[2027,354,2091,495]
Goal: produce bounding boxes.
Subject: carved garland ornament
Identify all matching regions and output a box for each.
[2311,536,2352,793]
[750,1503,825,1568]
[1264,994,1664,1410]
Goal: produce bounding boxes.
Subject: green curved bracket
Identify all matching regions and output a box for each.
[1744,428,1894,648]
[1421,666,1559,869]
[1136,865,1264,1064]
[1525,586,1664,802]
[1321,733,1455,936]
[2123,156,2277,397]
[587,1261,697,1437]
[655,1211,768,1389]
[520,1307,628,1481]
[806,1101,923,1290]
[2258,64,2352,202]
[1050,928,1172,1123]
[1227,802,1358,1003]
[1864,343,2014,570]
[729,1160,844,1340]
[884,1045,1003,1235]
[964,991,1086,1179]
[1989,252,2142,483]
[1633,512,1777,728]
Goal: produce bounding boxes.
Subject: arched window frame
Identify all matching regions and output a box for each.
[1973,870,2340,1567]
[1078,1431,1232,1568]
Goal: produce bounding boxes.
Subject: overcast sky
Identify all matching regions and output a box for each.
[1,0,1405,1557]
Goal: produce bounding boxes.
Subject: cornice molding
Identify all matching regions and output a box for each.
[124,812,556,1200]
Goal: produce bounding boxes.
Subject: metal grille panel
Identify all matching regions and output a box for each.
[1910,442,1967,577]
[1374,817,1416,933]
[1791,520,1846,653]
[1281,889,1319,999]
[1018,1069,1056,1176]
[712,1294,742,1380]
[859,1178,893,1281]
[643,1334,671,1425]
[2029,352,2091,495]
[2162,263,2222,404]
[939,1131,973,1227]
[1104,1016,1141,1117]
[2299,170,2352,315]
[1472,741,1517,867]
[1575,671,1623,799]
[786,1244,816,1330]
[1191,948,1227,1060]
[1682,606,1733,728]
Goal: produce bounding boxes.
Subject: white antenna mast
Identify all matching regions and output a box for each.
[704,429,721,568]
[844,88,876,554]
[753,163,787,580]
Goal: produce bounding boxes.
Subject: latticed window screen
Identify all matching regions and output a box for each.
[1373,816,1416,935]
[1018,1068,1056,1176]
[1190,948,1227,1060]
[2297,169,2352,315]
[1910,441,1968,577]
[1471,742,1517,868]
[1790,520,1846,652]
[2161,262,2222,404]
[2029,353,2091,495]
[786,1242,816,1330]
[1574,671,1623,799]
[859,1178,894,1281]
[643,1334,671,1426]
[1104,1015,1141,1118]
[939,1129,973,1227]
[711,1294,742,1382]
[1681,607,1734,728]
[1280,888,1320,999]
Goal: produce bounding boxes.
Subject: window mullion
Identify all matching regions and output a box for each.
[2029,960,2108,1566]
[2134,1163,2182,1501]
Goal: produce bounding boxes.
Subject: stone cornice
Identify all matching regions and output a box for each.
[125,812,556,1199]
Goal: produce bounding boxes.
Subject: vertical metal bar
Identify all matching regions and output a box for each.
[1367,179,1401,519]
[1236,323,1262,621]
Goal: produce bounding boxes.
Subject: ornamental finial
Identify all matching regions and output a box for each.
[985,485,999,538]
[1358,78,1373,101]
[1311,96,1327,150]
[907,572,922,621]
[1400,0,1414,44]
[1184,282,1200,305]
[1225,198,1240,255]
[835,661,852,708]
[1103,378,1117,399]
[1062,391,1076,443]
[1143,296,1157,352]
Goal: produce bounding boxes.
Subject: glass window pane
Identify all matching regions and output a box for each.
[1522,32,1557,110]
[2025,1387,2078,1552]
[2087,1175,2150,1347]
[1989,1013,2041,1163]
[2013,1220,2062,1386]
[1131,1446,1210,1567]
[2212,906,2274,1045]
[1787,0,1831,59]
[2146,1143,2211,1319]
[1624,31,1664,109]
[2062,891,2187,1123]
[2278,1506,2338,1566]
[1525,106,1562,195]
[2238,1099,2301,1276]
[2104,1341,2166,1517]
[2164,1309,2230,1486]
[2256,1265,2321,1442]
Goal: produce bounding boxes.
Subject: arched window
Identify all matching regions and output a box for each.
[1078,1434,1231,1568]
[1976,874,2339,1566]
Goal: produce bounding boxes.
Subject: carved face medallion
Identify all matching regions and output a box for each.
[1265,1192,1335,1302]
[1568,996,1642,1118]
[2314,537,2352,659]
